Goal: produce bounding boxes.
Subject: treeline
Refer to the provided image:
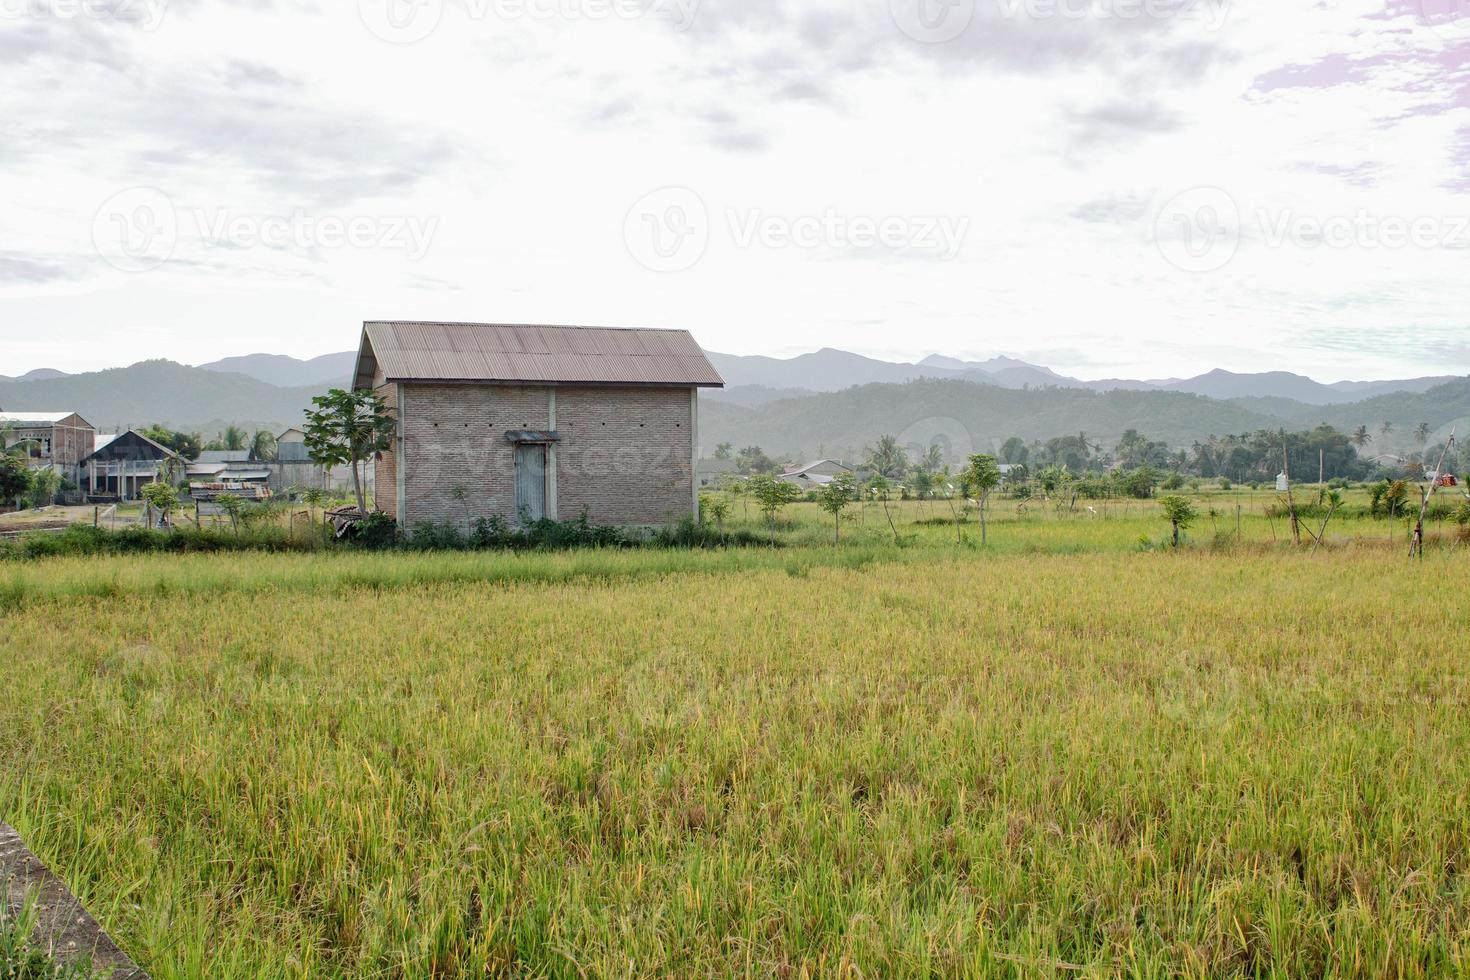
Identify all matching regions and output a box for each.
[716,424,1466,495]
[138,424,279,461]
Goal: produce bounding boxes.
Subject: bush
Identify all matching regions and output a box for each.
[1160,473,1186,491]
[343,512,399,549]
[1218,478,1233,490]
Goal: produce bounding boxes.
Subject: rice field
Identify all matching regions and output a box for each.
[2,496,1468,977]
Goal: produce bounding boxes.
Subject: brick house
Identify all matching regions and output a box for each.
[352,322,725,528]
[0,412,95,479]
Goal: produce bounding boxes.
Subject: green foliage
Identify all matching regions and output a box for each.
[140,425,203,461]
[747,474,802,525]
[1,894,100,979]
[139,481,179,520]
[21,468,61,509]
[0,456,29,504]
[303,389,396,513]
[865,434,909,479]
[1159,494,1198,547]
[699,493,731,529]
[733,446,778,475]
[816,473,857,544]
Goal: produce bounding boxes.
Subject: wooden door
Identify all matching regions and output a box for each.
[514,444,547,524]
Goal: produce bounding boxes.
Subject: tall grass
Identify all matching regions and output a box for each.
[2,546,1468,977]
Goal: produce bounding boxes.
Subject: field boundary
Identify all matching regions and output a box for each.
[0,823,148,979]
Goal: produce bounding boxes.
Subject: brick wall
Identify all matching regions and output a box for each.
[556,387,694,526]
[401,383,551,528]
[373,381,399,518]
[386,383,695,529]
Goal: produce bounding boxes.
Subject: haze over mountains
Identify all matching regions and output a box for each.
[2,348,1466,461]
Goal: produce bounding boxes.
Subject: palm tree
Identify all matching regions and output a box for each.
[1380,420,1395,439]
[223,425,248,452]
[1415,422,1431,448]
[864,434,908,479]
[1351,425,1371,448]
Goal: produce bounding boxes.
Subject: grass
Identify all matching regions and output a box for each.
[1,493,1468,976]
[0,894,100,979]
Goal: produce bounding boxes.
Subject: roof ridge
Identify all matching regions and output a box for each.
[363,321,691,334]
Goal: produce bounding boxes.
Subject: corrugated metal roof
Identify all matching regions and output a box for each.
[354,322,725,389]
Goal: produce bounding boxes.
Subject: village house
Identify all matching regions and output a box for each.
[80,430,181,501]
[0,411,95,481]
[779,459,853,489]
[352,321,725,528]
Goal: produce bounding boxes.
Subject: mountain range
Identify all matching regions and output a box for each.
[2,348,1465,460]
[701,349,1459,406]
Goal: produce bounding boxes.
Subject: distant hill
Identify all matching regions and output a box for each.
[4,349,1465,457]
[0,360,323,433]
[697,377,1470,463]
[0,368,70,382]
[197,351,357,389]
[707,349,1459,403]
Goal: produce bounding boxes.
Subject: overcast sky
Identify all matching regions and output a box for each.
[2,0,1467,381]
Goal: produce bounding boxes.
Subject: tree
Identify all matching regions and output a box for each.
[303,388,396,514]
[1380,420,1395,440]
[700,493,731,530]
[713,442,733,461]
[140,480,179,528]
[213,492,247,535]
[747,474,800,525]
[1159,495,1197,548]
[918,444,944,474]
[22,467,61,509]
[817,473,857,545]
[735,446,778,475]
[1415,422,1431,449]
[0,455,32,509]
[223,425,248,452]
[999,436,1029,466]
[865,434,908,479]
[1351,425,1371,448]
[964,454,1003,546]
[251,430,278,462]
